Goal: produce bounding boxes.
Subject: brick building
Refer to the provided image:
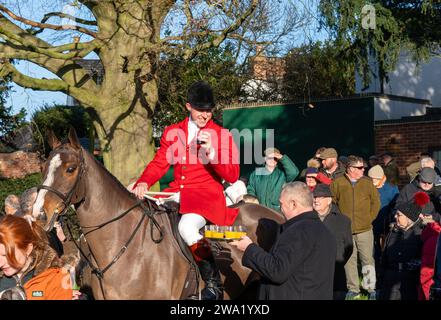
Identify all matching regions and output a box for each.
[375,107,441,185]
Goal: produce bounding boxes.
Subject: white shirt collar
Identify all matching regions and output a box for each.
[187,116,199,144]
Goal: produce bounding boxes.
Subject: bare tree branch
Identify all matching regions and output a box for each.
[41,11,97,26]
[0,4,97,37]
[0,59,99,107]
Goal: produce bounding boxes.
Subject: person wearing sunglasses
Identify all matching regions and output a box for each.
[331,155,381,300]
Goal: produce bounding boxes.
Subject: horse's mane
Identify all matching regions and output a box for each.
[81,147,134,195]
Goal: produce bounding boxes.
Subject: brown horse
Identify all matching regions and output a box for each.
[33,128,285,300]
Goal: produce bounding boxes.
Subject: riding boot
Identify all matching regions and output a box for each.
[189,239,223,300]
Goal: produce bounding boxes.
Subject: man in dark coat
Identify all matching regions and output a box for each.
[313,184,353,300]
[395,167,441,223]
[379,192,429,300]
[230,182,336,300]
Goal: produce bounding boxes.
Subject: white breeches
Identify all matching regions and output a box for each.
[178,213,206,246]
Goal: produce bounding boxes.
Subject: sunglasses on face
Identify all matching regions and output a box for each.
[421,181,433,185]
[351,166,365,170]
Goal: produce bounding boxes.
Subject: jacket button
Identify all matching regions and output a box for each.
[182,156,186,161]
[181,176,185,180]
[183,166,187,170]
[180,185,184,189]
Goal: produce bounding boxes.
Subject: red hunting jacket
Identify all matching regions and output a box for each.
[135,118,240,226]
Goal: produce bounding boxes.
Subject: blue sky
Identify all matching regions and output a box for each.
[7,61,69,118]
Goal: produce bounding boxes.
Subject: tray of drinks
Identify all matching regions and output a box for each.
[204,225,247,241]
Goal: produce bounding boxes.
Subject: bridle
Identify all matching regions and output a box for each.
[37,146,164,299]
[37,147,86,228]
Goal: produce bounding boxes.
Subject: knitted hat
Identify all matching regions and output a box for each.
[368,165,385,179]
[313,184,332,198]
[187,81,215,110]
[307,158,321,168]
[396,191,430,222]
[320,148,338,159]
[306,167,319,175]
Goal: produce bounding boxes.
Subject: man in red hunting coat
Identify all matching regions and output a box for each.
[131,81,240,299]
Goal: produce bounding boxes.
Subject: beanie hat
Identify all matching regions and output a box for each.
[320,148,338,159]
[419,167,437,184]
[368,165,385,180]
[307,158,321,168]
[306,167,319,175]
[397,191,430,222]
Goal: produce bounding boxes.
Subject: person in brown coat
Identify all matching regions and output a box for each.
[331,155,381,300]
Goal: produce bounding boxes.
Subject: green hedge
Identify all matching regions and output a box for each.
[0,173,42,213]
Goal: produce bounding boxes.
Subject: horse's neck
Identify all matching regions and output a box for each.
[77,152,139,227]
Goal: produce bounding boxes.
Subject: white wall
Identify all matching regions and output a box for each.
[374,97,427,121]
[356,51,441,107]
[385,53,441,107]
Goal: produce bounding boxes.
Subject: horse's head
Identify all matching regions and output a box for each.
[33,128,86,231]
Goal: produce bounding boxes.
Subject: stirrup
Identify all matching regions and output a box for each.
[201,281,223,300]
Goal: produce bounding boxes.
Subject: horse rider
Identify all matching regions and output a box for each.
[131,81,240,299]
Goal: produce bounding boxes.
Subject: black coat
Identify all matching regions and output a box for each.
[242,211,336,300]
[321,205,353,292]
[379,222,423,300]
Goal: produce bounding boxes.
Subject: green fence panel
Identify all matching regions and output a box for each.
[222,98,375,179]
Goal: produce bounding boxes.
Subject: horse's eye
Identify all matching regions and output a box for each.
[66,167,77,174]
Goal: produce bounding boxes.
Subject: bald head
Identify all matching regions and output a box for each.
[279,182,313,219]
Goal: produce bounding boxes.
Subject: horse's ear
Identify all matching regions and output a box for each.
[46,129,61,150]
[68,127,81,150]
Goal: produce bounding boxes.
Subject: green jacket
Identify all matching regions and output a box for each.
[331,175,381,234]
[247,155,299,211]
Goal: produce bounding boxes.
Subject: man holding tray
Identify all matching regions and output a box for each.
[131,81,240,299]
[230,182,336,299]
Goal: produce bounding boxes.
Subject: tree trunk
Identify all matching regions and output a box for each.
[88,2,162,186]
[95,104,155,187]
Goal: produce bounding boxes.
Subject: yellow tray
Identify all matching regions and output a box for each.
[205,237,240,242]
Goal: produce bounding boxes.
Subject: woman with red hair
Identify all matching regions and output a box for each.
[0,215,73,300]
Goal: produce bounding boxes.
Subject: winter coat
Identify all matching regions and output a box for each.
[135,118,240,226]
[331,175,381,234]
[372,182,399,236]
[319,164,346,181]
[242,211,336,300]
[0,244,73,300]
[420,222,441,300]
[321,204,353,292]
[379,222,423,300]
[247,155,299,211]
[394,179,441,222]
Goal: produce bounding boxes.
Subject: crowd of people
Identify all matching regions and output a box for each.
[229,147,441,300]
[1,80,441,301]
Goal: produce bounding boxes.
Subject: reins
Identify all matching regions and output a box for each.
[38,147,165,299]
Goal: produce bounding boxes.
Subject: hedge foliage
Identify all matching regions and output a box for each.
[0,173,42,213]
